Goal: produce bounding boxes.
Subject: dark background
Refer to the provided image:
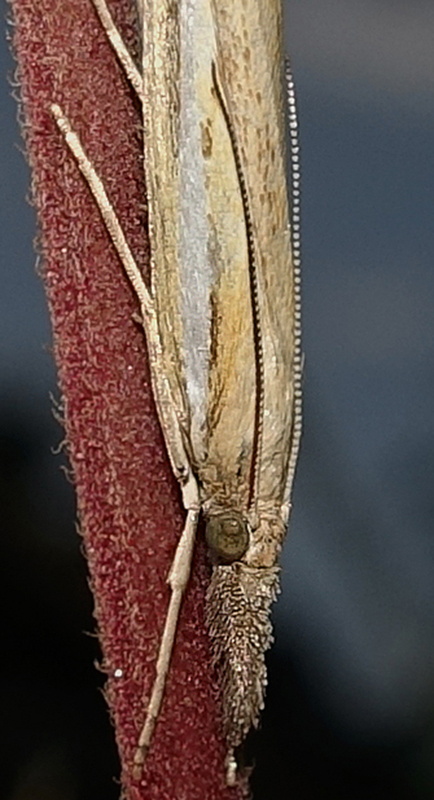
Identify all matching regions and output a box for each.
[1,0,434,797]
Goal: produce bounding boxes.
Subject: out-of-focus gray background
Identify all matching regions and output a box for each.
[1,1,434,797]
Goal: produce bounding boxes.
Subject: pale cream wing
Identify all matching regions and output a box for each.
[140,0,294,514]
[140,0,192,461]
[212,0,296,513]
[190,33,258,513]
[141,0,258,504]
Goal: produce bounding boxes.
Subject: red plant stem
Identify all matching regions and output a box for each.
[11,1,248,797]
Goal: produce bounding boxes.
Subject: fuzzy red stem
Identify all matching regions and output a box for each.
[11,1,248,797]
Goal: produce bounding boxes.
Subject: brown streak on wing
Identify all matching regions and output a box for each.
[211,0,296,512]
[211,61,264,513]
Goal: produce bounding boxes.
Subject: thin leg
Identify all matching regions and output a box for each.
[225,750,237,787]
[133,508,199,776]
[91,0,144,102]
[51,104,153,318]
[52,103,198,486]
[52,104,201,774]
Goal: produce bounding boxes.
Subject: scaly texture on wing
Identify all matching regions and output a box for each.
[139,0,191,470]
[139,0,299,769]
[212,0,297,518]
[141,0,258,503]
[205,0,300,759]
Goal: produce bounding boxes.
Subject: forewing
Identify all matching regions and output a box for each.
[140,0,191,459]
[212,0,297,512]
[140,0,295,513]
[141,0,257,500]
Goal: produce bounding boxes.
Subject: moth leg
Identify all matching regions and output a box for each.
[133,504,200,776]
[52,102,201,770]
[91,0,144,102]
[225,750,237,787]
[51,105,189,473]
[51,104,153,318]
[51,104,197,489]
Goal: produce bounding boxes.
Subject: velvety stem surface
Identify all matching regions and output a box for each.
[11,1,247,797]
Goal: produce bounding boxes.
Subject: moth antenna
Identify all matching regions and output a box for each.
[133,507,200,775]
[51,104,152,317]
[92,0,144,102]
[284,58,303,501]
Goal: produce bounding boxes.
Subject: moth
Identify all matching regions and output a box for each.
[52,0,302,784]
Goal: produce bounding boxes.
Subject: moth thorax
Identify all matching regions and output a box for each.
[205,512,249,563]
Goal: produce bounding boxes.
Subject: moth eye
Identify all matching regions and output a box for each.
[204,513,249,563]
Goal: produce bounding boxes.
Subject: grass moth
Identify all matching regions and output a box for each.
[51,0,302,784]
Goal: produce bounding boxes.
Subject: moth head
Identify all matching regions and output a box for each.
[205,512,249,563]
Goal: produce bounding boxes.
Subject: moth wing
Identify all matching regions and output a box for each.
[140,0,195,471]
[212,0,298,513]
[141,0,258,504]
[193,56,258,513]
[141,0,297,515]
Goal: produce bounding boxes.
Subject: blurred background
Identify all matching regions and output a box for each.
[1,0,434,797]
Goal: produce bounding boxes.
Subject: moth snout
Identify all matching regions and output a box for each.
[204,512,249,563]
